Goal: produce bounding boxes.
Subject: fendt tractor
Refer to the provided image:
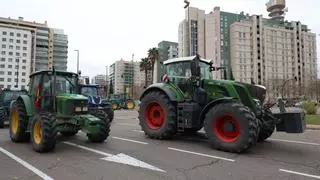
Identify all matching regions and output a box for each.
[9,68,111,153]
[0,88,28,128]
[138,55,305,153]
[79,83,114,122]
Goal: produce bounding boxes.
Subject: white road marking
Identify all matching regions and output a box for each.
[0,147,54,180]
[63,141,165,173]
[279,169,320,179]
[111,136,148,145]
[168,147,235,162]
[131,130,144,133]
[116,122,138,127]
[268,138,320,146]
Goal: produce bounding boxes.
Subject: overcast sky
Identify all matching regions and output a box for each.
[1,0,319,78]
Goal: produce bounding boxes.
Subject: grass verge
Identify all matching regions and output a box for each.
[306,115,320,125]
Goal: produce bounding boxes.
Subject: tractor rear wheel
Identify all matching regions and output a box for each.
[9,100,30,142]
[87,115,110,143]
[0,109,5,128]
[258,109,275,142]
[111,103,119,110]
[138,91,177,139]
[30,112,57,153]
[204,102,259,153]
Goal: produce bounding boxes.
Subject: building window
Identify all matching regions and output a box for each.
[8,58,12,62]
[0,71,4,75]
[7,78,11,82]
[15,59,19,63]
[24,34,28,38]
[0,64,4,68]
[16,52,20,56]
[9,45,13,49]
[23,40,27,44]
[22,66,26,70]
[0,78,4,82]
[9,39,13,43]
[9,52,13,56]
[22,72,26,76]
[15,65,18,69]
[8,65,12,68]
[22,59,26,63]
[16,40,20,43]
[7,85,11,89]
[8,72,12,75]
[23,47,27,50]
[0,58,5,62]
[17,33,21,37]
[22,79,25,82]
[2,31,6,35]
[16,46,20,50]
[2,38,6,42]
[10,32,14,36]
[1,44,5,48]
[23,53,27,57]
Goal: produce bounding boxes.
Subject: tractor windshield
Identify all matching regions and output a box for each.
[166,61,213,80]
[55,75,78,94]
[3,91,26,102]
[81,86,98,96]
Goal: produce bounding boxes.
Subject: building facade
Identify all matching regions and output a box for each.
[92,74,107,86]
[0,16,68,89]
[109,59,145,95]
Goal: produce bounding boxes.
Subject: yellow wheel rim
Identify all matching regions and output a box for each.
[127,101,134,109]
[112,104,118,110]
[10,108,19,134]
[33,120,42,145]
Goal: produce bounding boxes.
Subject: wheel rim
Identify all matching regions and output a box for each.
[144,102,165,130]
[33,120,42,145]
[112,104,117,110]
[10,108,19,134]
[213,115,240,142]
[127,101,134,109]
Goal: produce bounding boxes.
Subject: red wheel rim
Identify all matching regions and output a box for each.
[213,115,240,142]
[144,102,165,130]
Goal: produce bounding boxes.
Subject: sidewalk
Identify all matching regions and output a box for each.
[306,124,320,130]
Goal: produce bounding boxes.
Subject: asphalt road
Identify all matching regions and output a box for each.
[0,110,319,180]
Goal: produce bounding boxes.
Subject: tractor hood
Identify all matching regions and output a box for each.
[56,93,88,101]
[236,82,267,103]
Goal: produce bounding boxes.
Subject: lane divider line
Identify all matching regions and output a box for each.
[279,169,320,179]
[268,138,320,146]
[111,136,149,145]
[0,147,54,180]
[168,147,235,162]
[63,141,113,156]
[131,130,144,133]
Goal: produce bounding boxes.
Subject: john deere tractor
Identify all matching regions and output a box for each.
[79,83,114,122]
[0,88,28,128]
[138,55,305,153]
[108,93,135,110]
[9,68,110,153]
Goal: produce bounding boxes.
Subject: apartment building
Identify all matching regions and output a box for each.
[92,74,107,86]
[109,59,145,94]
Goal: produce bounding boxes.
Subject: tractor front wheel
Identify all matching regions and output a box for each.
[138,91,177,139]
[30,112,57,153]
[87,117,110,143]
[126,99,135,110]
[258,109,276,142]
[9,100,30,142]
[111,103,119,110]
[204,102,259,153]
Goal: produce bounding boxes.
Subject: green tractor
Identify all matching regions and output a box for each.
[138,55,305,153]
[0,88,28,128]
[108,93,135,110]
[9,68,110,153]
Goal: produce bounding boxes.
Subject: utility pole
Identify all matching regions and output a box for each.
[184,0,191,56]
[74,50,79,74]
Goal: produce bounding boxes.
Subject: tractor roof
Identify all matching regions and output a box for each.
[164,56,212,65]
[30,70,78,77]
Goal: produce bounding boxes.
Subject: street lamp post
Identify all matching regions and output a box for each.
[74,50,79,74]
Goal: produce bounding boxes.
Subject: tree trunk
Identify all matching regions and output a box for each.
[145,68,148,87]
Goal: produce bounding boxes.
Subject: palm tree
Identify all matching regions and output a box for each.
[147,47,159,83]
[140,57,149,87]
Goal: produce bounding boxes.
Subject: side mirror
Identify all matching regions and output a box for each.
[190,54,201,77]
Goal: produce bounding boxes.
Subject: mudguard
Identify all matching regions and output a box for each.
[199,97,236,122]
[140,83,184,102]
[16,95,32,117]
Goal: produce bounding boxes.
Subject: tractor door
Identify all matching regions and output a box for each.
[166,62,193,99]
[31,73,53,111]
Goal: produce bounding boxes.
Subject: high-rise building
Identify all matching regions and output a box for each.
[0,16,68,89]
[109,59,145,95]
[178,4,317,99]
[158,41,179,62]
[92,74,107,86]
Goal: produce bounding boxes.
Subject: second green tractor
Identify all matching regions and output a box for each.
[139,55,306,153]
[9,68,111,153]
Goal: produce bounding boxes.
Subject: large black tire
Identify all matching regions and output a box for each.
[138,91,177,139]
[9,100,30,142]
[0,109,5,128]
[30,112,57,153]
[203,102,260,153]
[87,110,110,142]
[258,109,276,142]
[103,107,114,123]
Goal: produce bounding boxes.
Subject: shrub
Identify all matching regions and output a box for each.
[302,101,317,115]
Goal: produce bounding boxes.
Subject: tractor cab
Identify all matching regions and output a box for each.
[79,84,102,106]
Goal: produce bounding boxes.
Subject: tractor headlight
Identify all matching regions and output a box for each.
[82,107,88,111]
[75,107,82,112]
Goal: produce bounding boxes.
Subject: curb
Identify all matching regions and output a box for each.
[306,124,320,130]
